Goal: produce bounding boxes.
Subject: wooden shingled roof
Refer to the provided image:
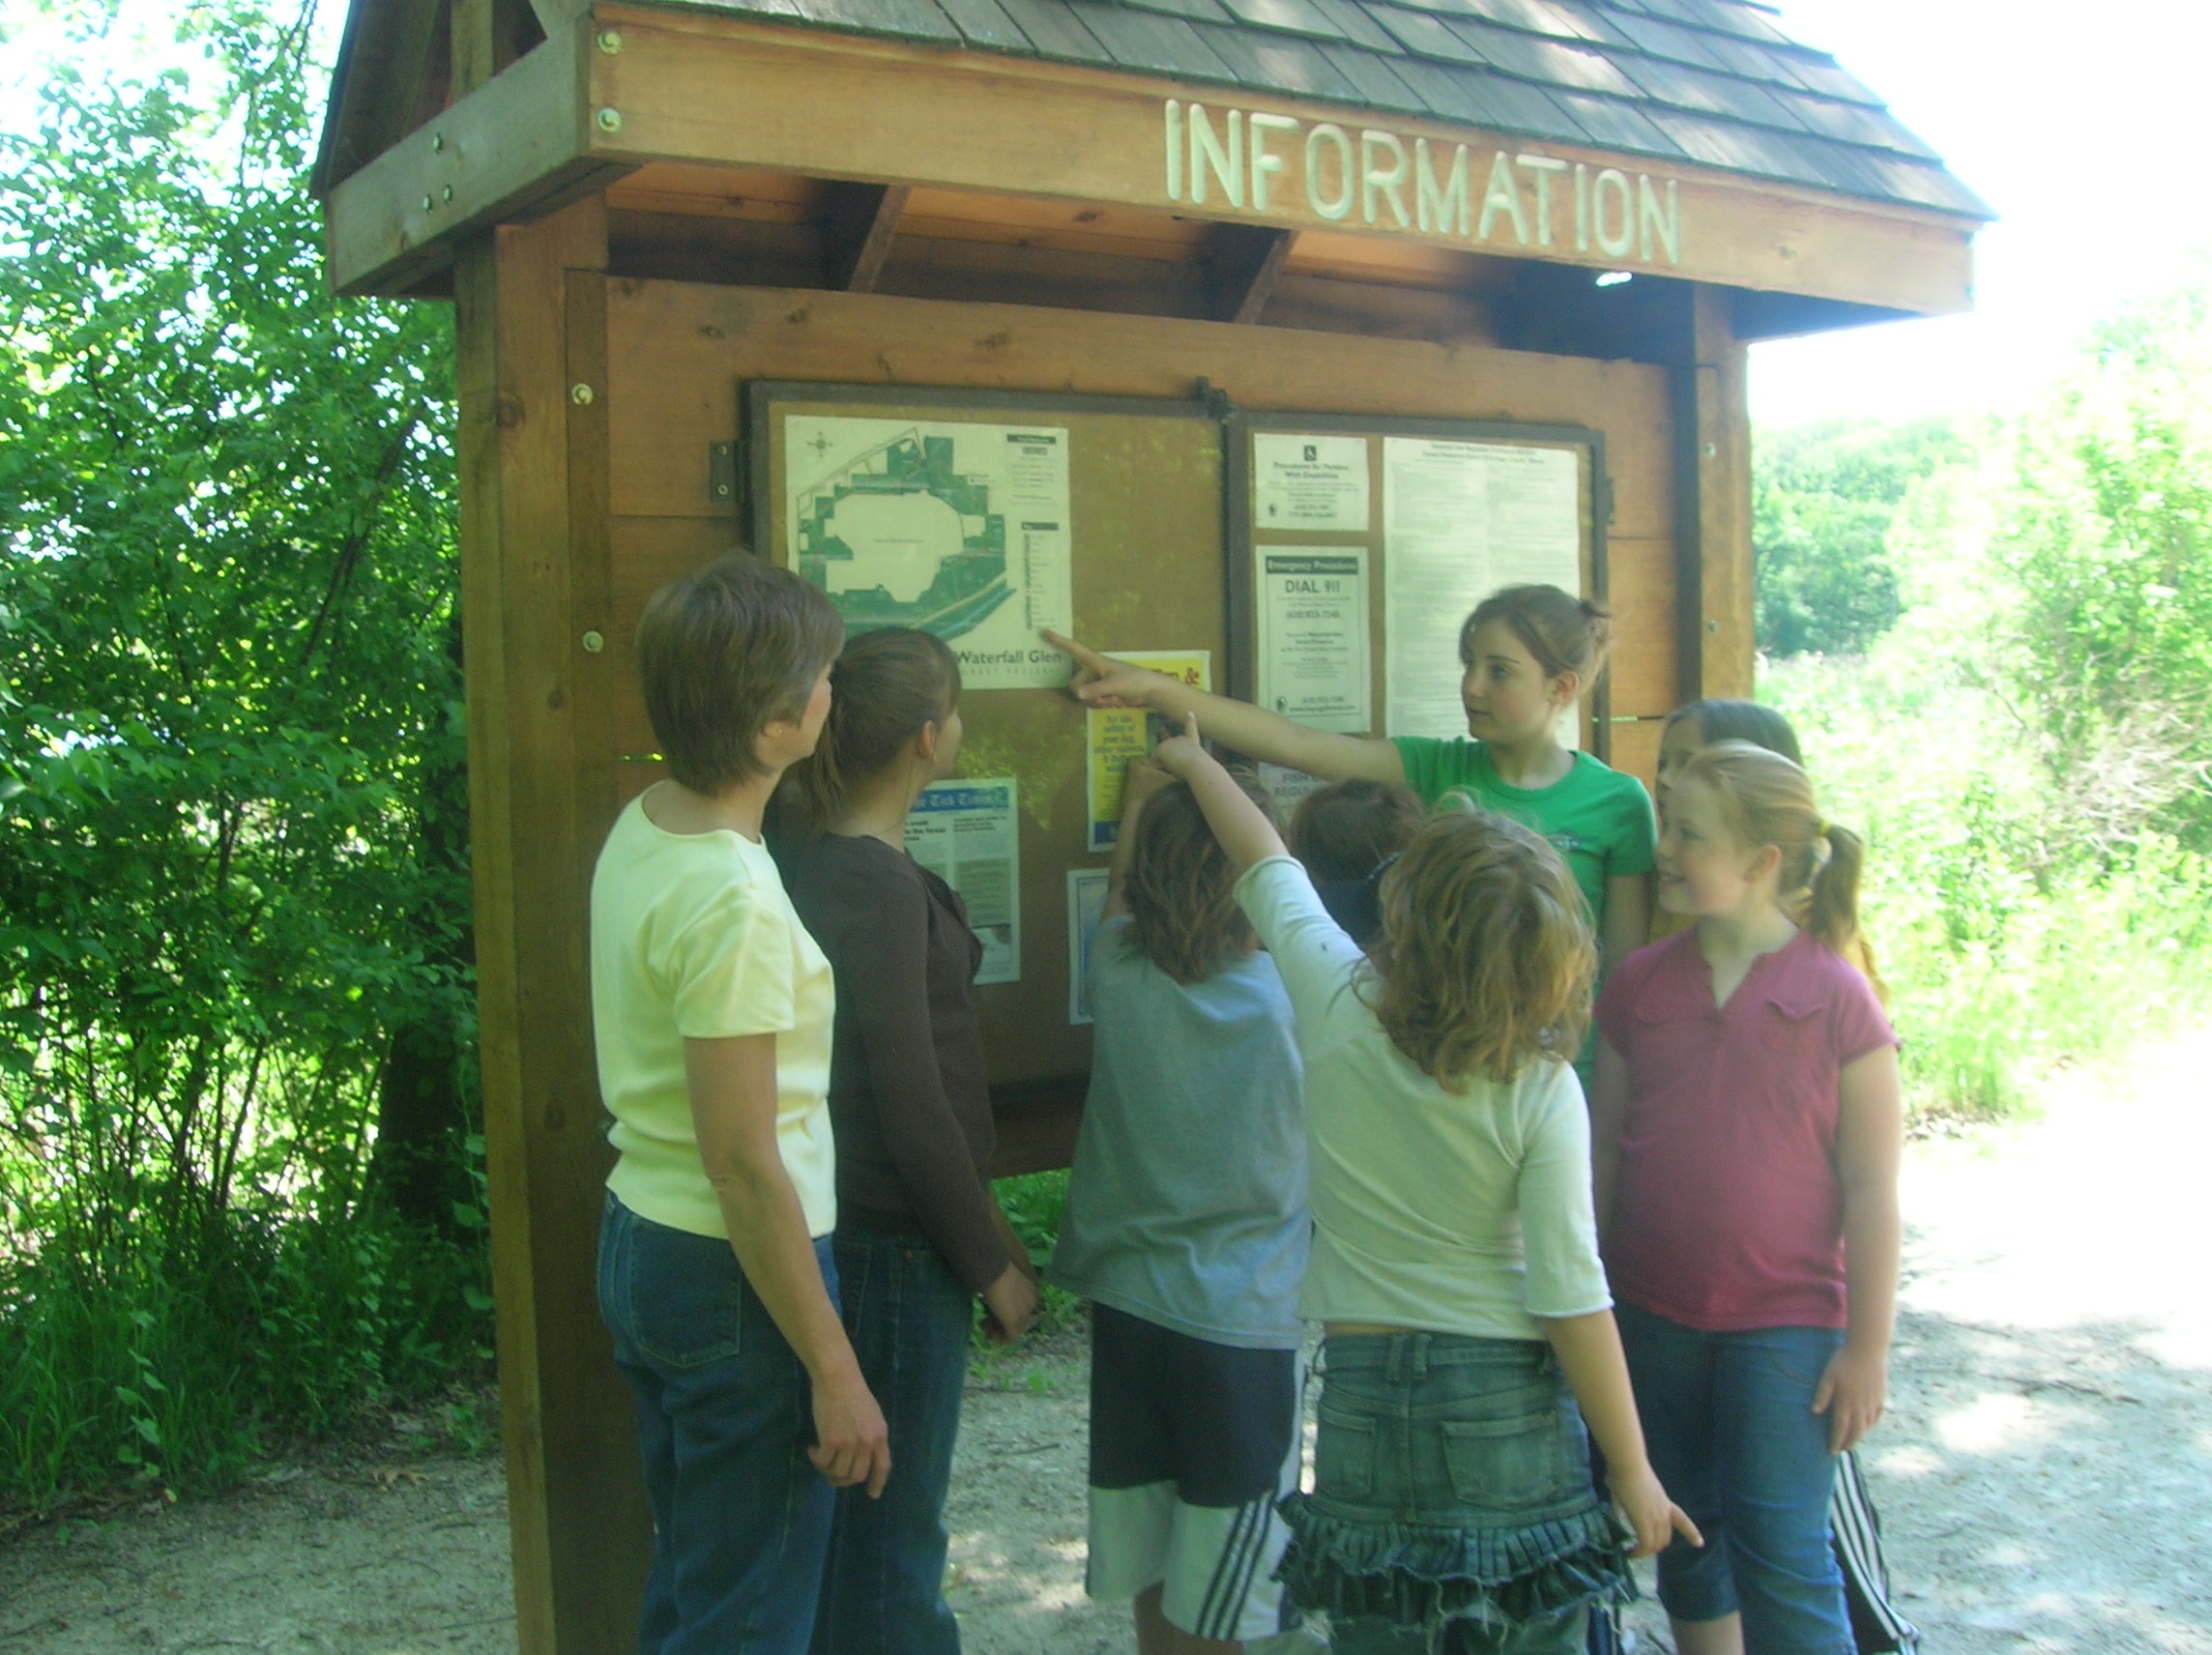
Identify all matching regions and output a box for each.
[669,0,1983,217]
[320,0,1986,219]
[317,0,1989,312]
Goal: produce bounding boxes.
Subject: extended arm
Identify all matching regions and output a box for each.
[1148,715,1288,873]
[685,1033,891,1495]
[1049,630,1402,783]
[1536,1311,1701,1558]
[1815,1042,1904,1453]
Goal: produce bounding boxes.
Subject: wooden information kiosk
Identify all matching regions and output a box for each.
[315,0,1984,1644]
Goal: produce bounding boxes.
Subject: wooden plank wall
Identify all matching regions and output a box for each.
[457,197,653,1655]
[466,263,1755,1654]
[596,278,1689,798]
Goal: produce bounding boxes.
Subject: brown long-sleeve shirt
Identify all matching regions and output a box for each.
[779,831,1009,1294]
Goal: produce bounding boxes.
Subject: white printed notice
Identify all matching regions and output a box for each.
[1257,546,1369,734]
[1065,868,1112,1026]
[1253,433,1371,533]
[906,778,1020,985]
[787,417,1073,690]
[1382,440,1582,740]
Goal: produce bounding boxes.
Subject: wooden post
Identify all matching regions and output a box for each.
[456,195,649,1655]
[1670,284,1755,700]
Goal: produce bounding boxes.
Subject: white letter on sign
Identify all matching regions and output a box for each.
[1516,154,1568,247]
[1305,124,1353,220]
[1414,139,1470,237]
[1639,174,1680,265]
[1190,105,1245,208]
[1164,101,1183,201]
[1593,167,1634,257]
[1477,150,1528,245]
[1360,130,1409,227]
[1249,112,1300,212]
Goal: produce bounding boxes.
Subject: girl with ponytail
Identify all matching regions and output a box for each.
[1589,742,1903,1655]
[1646,703,1917,1653]
[776,627,1038,1655]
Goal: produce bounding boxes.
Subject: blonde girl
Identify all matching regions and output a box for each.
[1644,703,1913,1653]
[1051,584,1653,988]
[1592,743,1903,1655]
[1152,714,1698,1655]
[1650,700,1886,1003]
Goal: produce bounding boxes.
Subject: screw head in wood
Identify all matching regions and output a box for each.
[570,383,596,405]
[597,28,623,52]
[582,630,606,653]
[442,186,452,202]
[596,106,623,132]
[431,131,444,152]
[421,194,433,211]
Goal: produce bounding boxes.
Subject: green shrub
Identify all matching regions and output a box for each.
[0,1198,493,1507]
[1765,655,2212,1122]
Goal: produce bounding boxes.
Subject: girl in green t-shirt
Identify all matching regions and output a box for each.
[1050,583,1653,978]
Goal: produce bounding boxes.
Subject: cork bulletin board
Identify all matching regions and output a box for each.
[744,381,1225,1090]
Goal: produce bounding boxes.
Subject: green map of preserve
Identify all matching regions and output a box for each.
[786,415,1074,690]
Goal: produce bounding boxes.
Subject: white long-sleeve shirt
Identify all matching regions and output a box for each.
[1234,857,1612,1339]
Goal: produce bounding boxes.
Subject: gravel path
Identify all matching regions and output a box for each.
[5,1028,2206,1654]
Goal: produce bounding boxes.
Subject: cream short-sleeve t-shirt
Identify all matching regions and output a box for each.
[591,792,837,1239]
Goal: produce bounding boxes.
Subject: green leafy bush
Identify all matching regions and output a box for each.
[0,9,483,1504]
[1754,417,1975,658]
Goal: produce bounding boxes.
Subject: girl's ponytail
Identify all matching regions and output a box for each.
[1679,741,1871,958]
[1806,822,1864,956]
[784,694,855,828]
[779,626,959,836]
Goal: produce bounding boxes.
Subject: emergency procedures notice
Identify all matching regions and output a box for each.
[906,778,1020,985]
[1257,546,1369,734]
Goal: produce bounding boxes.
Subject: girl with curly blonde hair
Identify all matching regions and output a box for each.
[1150,714,1698,1655]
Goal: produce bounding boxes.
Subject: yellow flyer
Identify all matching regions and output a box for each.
[1085,650,1210,853]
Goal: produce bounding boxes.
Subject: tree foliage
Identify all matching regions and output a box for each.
[1753,416,1974,657]
[0,4,481,1502]
[1988,282,2212,851]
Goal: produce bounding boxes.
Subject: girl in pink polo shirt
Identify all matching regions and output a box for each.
[1590,742,1903,1655]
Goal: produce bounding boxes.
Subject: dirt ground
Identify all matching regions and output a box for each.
[5,1026,2208,1655]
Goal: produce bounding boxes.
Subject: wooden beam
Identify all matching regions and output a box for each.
[584,6,1980,316]
[818,181,908,293]
[364,0,450,157]
[452,0,541,93]
[1670,284,1754,699]
[324,25,632,296]
[456,196,651,1655]
[1207,223,1294,324]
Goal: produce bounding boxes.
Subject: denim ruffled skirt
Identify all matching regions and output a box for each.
[1276,1331,1634,1649]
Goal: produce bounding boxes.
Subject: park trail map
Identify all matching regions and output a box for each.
[786,415,1074,690]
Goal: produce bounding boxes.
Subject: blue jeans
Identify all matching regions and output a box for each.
[1615,1304,1851,1655]
[1279,1333,1628,1655]
[597,1194,837,1655]
[810,1223,975,1655]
